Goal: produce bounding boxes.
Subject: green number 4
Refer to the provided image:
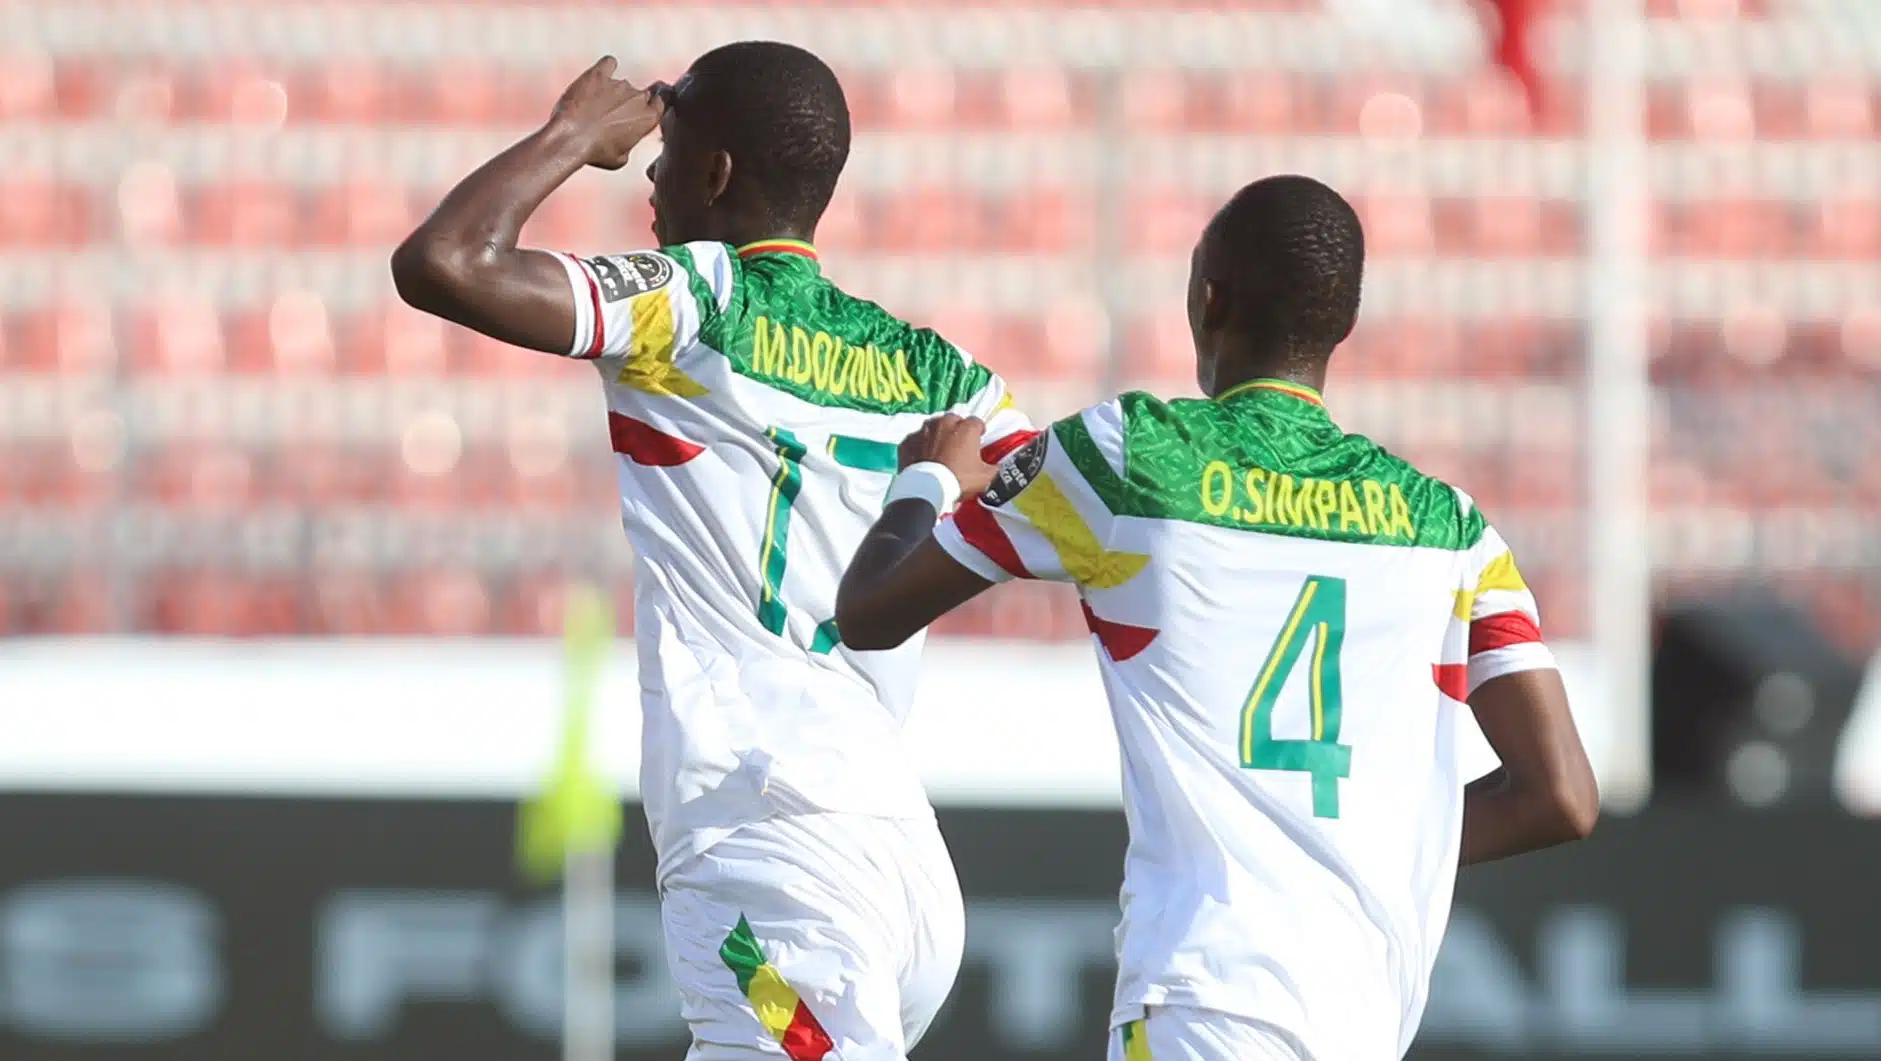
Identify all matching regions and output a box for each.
[1239,575,1354,819]
[757,428,898,655]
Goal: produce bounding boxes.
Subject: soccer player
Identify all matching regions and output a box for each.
[392,43,1034,1060]
[835,175,1598,1061]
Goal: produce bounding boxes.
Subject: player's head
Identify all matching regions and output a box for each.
[1187,175,1364,396]
[647,41,852,247]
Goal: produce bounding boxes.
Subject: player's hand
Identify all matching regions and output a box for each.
[548,56,667,171]
[899,414,996,498]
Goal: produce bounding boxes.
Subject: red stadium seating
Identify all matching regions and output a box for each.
[0,49,55,120]
[0,178,90,247]
[32,575,117,636]
[196,181,303,247]
[0,1,1874,641]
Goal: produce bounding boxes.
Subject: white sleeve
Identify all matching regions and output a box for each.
[933,416,1140,592]
[958,372,1040,464]
[1462,524,1557,693]
[549,243,730,361]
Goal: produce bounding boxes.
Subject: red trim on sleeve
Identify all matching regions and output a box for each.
[952,498,1032,579]
[980,428,1040,465]
[1470,612,1543,656]
[576,258,607,359]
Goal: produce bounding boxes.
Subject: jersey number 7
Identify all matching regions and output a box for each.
[757,427,899,654]
[1239,575,1354,819]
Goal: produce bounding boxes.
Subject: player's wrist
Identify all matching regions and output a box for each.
[886,462,962,515]
[534,118,603,169]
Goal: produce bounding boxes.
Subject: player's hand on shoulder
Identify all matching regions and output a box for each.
[900,414,998,498]
[547,56,667,171]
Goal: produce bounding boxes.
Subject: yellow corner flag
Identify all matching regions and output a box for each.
[516,584,623,884]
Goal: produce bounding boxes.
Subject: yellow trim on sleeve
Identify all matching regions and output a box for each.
[1009,473,1148,590]
[1453,588,1477,622]
[1476,552,1528,595]
[616,290,709,398]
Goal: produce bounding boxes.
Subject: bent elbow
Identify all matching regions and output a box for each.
[1551,773,1600,842]
[389,236,443,311]
[832,601,908,652]
[390,232,471,316]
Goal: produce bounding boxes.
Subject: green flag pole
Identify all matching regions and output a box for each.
[517,584,620,881]
[516,584,620,1061]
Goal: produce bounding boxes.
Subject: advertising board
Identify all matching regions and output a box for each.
[1,796,1876,1060]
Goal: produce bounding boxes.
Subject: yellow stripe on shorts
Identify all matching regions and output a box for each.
[744,964,801,1041]
[1122,1019,1154,1061]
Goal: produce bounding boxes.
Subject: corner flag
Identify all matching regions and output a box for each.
[1484,0,1545,111]
[517,584,622,883]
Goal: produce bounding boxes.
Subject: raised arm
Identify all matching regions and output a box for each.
[837,415,1001,650]
[1461,668,1599,864]
[390,57,665,354]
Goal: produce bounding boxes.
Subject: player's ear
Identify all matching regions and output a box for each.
[1199,277,1231,332]
[705,150,733,205]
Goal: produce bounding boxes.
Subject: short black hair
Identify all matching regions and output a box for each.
[1202,175,1364,356]
[679,41,852,229]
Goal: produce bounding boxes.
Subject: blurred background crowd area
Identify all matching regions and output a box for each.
[0,0,1877,651]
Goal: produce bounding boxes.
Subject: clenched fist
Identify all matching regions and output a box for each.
[899,414,996,498]
[548,56,667,171]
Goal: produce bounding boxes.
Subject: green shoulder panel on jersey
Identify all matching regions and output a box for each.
[1052,390,1489,550]
[663,244,722,324]
[695,249,994,415]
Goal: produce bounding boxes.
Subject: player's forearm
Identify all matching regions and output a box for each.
[835,500,942,650]
[391,123,587,315]
[1458,765,1598,866]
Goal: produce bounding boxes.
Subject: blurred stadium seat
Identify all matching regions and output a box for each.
[0,0,1874,647]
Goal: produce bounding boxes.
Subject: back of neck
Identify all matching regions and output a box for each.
[716,215,816,250]
[1213,362,1327,398]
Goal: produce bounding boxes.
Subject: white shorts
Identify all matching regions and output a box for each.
[660,812,965,1061]
[1110,1007,1309,1061]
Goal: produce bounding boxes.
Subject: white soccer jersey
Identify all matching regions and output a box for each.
[933,380,1554,1059]
[548,239,1034,878]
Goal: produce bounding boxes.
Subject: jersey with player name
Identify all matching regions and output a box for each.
[549,239,1033,878]
[932,379,1554,1060]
